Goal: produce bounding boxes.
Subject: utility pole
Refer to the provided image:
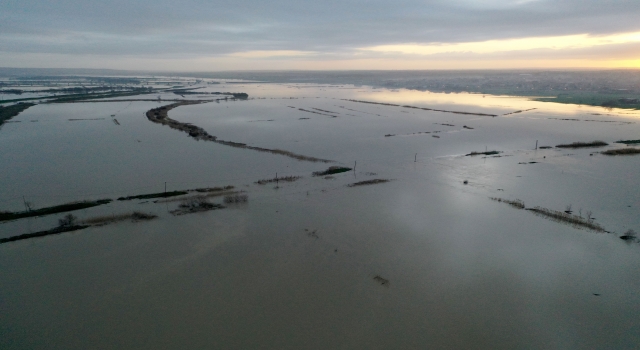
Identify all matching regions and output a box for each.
[535,140,538,150]
[164,182,167,195]
[415,153,417,162]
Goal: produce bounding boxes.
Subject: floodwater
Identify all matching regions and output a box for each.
[1,81,639,349]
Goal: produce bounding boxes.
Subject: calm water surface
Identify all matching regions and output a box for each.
[1,82,639,349]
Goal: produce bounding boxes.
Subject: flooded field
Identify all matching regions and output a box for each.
[1,79,639,349]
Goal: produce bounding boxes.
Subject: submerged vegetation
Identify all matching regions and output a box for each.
[348,179,390,187]
[0,102,35,125]
[490,197,525,209]
[344,99,498,117]
[192,186,235,193]
[556,141,608,148]
[620,229,638,242]
[171,196,225,215]
[223,194,249,203]
[312,166,352,176]
[0,199,112,222]
[490,197,607,232]
[373,275,390,287]
[601,148,640,155]
[527,207,606,232]
[82,211,157,226]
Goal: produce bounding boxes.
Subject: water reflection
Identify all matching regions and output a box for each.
[1,81,639,349]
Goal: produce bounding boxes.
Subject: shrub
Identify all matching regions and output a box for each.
[58,214,77,227]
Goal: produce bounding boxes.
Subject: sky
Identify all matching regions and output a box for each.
[1,0,640,71]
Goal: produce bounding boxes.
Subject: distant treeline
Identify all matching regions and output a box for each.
[1,86,153,95]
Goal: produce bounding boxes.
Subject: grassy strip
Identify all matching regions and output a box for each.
[0,199,112,222]
[255,176,301,185]
[348,179,390,187]
[0,103,36,125]
[556,141,608,148]
[0,225,89,245]
[117,191,188,201]
[616,139,640,145]
[490,197,525,209]
[312,166,352,176]
[466,150,500,156]
[602,148,640,155]
[526,207,606,232]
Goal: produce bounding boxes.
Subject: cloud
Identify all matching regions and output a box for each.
[1,0,640,69]
[359,31,640,56]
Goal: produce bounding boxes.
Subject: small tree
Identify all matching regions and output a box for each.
[58,214,77,227]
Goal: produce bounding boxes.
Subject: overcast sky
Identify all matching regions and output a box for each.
[2,0,640,70]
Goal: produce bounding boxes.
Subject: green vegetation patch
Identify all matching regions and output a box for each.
[556,141,608,148]
[312,166,352,176]
[117,191,188,201]
[0,102,36,125]
[0,199,112,222]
